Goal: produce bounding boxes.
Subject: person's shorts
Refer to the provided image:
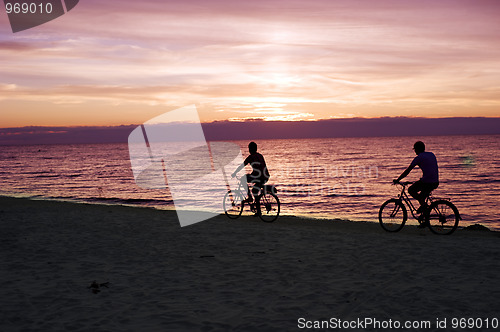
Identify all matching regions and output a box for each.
[409,180,439,197]
[244,174,268,189]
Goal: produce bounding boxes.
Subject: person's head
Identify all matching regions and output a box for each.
[413,141,425,155]
[248,141,257,154]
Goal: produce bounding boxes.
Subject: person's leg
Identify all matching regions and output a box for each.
[410,181,439,213]
[409,181,427,227]
[409,180,429,213]
[241,175,253,202]
[408,180,425,206]
[419,182,439,205]
[252,179,263,215]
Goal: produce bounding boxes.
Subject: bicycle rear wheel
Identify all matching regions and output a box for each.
[223,190,243,219]
[379,199,407,232]
[258,192,280,222]
[426,200,460,235]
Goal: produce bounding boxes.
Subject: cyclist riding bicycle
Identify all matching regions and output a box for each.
[231,142,270,208]
[393,141,439,217]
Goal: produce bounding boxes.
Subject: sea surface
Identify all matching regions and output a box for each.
[1,135,499,230]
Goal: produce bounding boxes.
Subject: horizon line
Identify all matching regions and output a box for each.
[1,115,500,130]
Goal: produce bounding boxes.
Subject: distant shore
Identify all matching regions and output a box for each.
[2,119,499,145]
[1,196,499,331]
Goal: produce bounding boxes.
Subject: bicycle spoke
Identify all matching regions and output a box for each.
[258,193,280,222]
[390,205,400,218]
[427,200,459,235]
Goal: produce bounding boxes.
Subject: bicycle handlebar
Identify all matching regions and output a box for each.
[393,181,413,186]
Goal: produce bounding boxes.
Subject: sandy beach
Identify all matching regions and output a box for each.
[1,196,499,331]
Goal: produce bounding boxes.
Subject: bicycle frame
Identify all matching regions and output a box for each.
[227,182,245,203]
[229,176,262,206]
[396,182,433,221]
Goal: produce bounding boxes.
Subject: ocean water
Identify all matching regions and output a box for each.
[1,135,499,229]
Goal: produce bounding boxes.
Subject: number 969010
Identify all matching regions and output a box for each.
[5,2,53,14]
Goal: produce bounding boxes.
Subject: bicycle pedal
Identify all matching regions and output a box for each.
[249,203,257,212]
[417,222,428,229]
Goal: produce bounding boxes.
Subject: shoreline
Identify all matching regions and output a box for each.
[1,194,496,233]
[1,196,499,331]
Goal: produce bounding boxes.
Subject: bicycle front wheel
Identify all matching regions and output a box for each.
[426,200,460,235]
[258,193,280,222]
[379,199,407,232]
[223,190,243,219]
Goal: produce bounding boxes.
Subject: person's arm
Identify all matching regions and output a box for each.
[394,162,416,183]
[231,163,245,178]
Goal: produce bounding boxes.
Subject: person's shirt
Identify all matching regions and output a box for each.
[244,152,270,179]
[410,151,439,183]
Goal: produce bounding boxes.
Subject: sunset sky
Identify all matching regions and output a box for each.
[1,0,499,127]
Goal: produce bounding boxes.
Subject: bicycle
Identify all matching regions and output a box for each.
[223,176,280,222]
[379,181,461,235]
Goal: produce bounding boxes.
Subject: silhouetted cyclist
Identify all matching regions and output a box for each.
[231,142,270,210]
[394,141,439,216]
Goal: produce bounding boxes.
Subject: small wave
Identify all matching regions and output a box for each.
[324,193,381,198]
[22,171,54,175]
[283,193,312,197]
[445,178,500,185]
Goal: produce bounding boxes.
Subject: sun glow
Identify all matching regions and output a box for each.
[259,73,302,86]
